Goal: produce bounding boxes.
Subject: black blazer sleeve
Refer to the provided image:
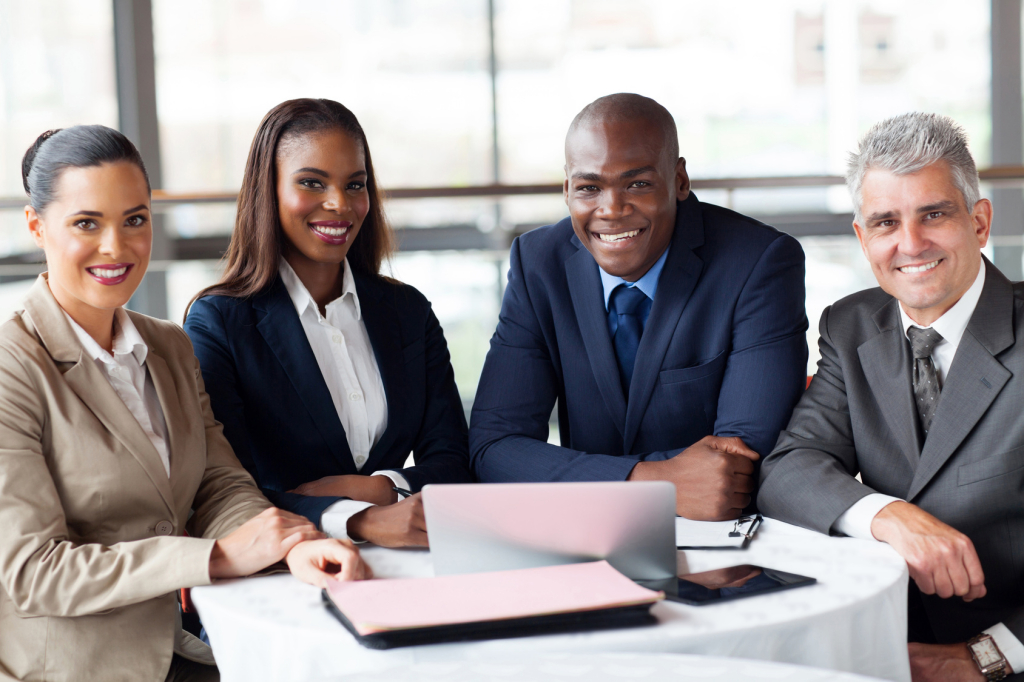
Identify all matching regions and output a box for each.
[185,297,343,526]
[393,295,473,491]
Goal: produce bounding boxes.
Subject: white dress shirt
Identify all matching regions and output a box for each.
[278,259,408,541]
[64,308,171,477]
[833,261,1022,665]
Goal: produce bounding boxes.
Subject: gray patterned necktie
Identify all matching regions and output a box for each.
[907,326,944,437]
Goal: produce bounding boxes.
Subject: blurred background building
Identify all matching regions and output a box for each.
[0,0,1018,421]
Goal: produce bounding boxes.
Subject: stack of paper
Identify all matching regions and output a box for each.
[675,514,762,549]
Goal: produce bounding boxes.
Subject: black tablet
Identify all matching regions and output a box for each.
[637,564,816,606]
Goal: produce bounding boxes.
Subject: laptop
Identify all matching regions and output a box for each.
[422,481,677,580]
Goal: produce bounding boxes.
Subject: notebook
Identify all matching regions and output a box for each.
[323,560,663,649]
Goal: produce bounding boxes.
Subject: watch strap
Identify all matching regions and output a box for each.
[968,633,1010,681]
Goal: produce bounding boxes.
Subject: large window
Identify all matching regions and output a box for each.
[152,0,494,193]
[0,0,117,256]
[0,0,1001,393]
[494,0,990,216]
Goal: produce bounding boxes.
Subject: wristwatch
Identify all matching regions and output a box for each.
[968,633,1010,681]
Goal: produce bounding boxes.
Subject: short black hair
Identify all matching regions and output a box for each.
[567,93,679,160]
[22,125,150,212]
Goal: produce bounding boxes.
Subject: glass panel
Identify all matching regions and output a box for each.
[0,0,117,256]
[152,0,494,193]
[494,0,990,216]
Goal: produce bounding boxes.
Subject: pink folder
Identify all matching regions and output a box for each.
[324,560,663,635]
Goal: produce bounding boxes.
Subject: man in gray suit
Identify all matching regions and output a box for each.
[759,112,1024,682]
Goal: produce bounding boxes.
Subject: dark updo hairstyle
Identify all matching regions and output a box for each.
[22,125,150,212]
[188,98,394,315]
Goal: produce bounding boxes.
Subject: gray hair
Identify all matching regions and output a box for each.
[846,112,980,222]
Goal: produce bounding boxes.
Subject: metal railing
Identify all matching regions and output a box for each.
[3,167,1024,211]
[1,168,1023,275]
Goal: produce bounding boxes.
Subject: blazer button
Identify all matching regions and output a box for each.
[155,520,174,536]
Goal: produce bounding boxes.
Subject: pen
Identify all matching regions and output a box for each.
[392,486,412,499]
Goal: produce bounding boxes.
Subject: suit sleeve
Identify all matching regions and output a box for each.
[0,347,214,618]
[757,305,878,532]
[185,299,342,526]
[581,232,811,469]
[712,233,809,460]
[395,301,473,491]
[470,238,642,482]
[185,350,274,540]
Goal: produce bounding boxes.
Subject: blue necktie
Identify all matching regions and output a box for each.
[609,284,649,394]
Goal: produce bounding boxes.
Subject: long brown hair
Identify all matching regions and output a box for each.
[186,98,394,320]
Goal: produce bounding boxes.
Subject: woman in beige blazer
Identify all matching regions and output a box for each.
[0,126,370,682]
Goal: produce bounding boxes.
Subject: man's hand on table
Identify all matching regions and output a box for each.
[871,501,986,601]
[909,643,990,682]
[290,474,398,506]
[628,435,759,520]
[286,538,373,588]
[348,493,429,548]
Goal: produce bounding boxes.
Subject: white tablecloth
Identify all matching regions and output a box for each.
[329,653,889,682]
[193,519,910,682]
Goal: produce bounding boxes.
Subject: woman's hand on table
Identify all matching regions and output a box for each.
[286,538,373,588]
[290,474,398,506]
[209,507,324,579]
[347,493,428,548]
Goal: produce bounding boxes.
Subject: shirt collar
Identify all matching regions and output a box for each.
[63,307,148,366]
[278,258,361,321]
[899,258,986,348]
[600,246,670,311]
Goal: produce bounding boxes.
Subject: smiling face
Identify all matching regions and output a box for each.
[853,161,992,326]
[564,118,688,281]
[27,161,151,325]
[275,128,370,270]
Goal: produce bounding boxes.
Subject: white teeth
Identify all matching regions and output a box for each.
[899,260,940,274]
[88,266,127,278]
[597,229,641,243]
[311,225,349,236]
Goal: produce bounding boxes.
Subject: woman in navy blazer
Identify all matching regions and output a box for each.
[185,99,471,547]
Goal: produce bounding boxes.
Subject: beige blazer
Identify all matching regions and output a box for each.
[0,276,272,682]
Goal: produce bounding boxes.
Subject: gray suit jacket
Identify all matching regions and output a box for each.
[759,259,1024,643]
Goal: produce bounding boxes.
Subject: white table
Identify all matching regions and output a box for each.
[328,653,890,682]
[193,519,910,682]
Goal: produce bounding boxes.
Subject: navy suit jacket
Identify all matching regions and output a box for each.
[470,193,808,483]
[185,271,472,526]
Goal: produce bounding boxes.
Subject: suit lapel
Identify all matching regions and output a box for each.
[254,279,356,473]
[907,263,1014,500]
[144,347,192,511]
[624,196,706,453]
[566,238,626,438]
[21,276,175,515]
[858,298,923,472]
[354,273,406,471]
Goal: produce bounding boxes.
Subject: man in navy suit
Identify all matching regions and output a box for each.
[470,94,808,520]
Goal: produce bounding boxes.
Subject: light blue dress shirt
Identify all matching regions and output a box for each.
[599,246,670,337]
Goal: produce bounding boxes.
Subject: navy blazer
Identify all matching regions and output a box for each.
[185,271,472,526]
[470,193,809,483]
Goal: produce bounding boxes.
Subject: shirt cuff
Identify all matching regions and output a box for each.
[832,493,902,540]
[985,623,1024,674]
[371,469,410,492]
[320,499,375,543]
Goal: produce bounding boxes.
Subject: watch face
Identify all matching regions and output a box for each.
[972,638,1002,667]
